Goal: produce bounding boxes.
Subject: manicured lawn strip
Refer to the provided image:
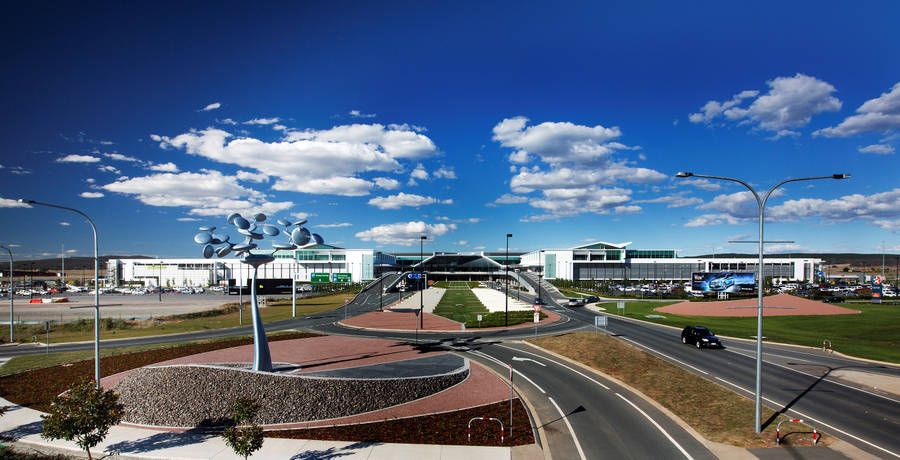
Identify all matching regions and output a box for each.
[266,399,533,447]
[529,332,825,448]
[463,311,546,328]
[600,300,900,363]
[7,291,357,346]
[0,332,319,412]
[432,288,541,327]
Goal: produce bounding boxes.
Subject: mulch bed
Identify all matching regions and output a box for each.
[266,399,534,446]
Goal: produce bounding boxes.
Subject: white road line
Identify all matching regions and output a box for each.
[548,397,587,460]
[469,350,547,392]
[614,393,694,460]
[498,345,610,390]
[618,337,709,375]
[715,378,900,458]
[725,349,900,404]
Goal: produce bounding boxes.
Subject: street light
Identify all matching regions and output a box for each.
[419,235,427,328]
[19,199,102,388]
[675,171,849,432]
[0,245,13,342]
[505,233,512,327]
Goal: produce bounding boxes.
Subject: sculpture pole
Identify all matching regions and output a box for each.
[246,254,273,371]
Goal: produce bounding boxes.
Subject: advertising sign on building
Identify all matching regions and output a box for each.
[691,272,756,293]
[872,275,883,304]
[310,273,330,283]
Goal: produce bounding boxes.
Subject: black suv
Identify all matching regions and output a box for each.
[681,326,722,349]
[822,296,845,303]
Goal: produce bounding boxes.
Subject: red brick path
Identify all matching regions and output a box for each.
[656,293,861,317]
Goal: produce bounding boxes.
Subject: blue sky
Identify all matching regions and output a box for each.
[2,1,899,260]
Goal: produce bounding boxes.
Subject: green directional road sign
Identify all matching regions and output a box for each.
[311,273,330,283]
[332,273,352,283]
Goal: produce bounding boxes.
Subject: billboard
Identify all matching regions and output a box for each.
[691,272,756,293]
[872,275,883,304]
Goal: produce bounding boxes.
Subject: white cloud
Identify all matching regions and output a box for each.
[494,193,529,204]
[149,162,180,172]
[317,222,352,228]
[410,164,429,180]
[235,170,268,183]
[614,205,642,215]
[680,178,722,191]
[85,178,95,183]
[493,116,624,165]
[634,193,704,208]
[154,123,437,196]
[219,118,238,125]
[59,221,70,226]
[349,110,376,118]
[201,102,221,112]
[519,186,634,222]
[355,221,456,246]
[244,117,281,125]
[684,213,743,227]
[8,166,31,175]
[0,198,31,208]
[373,177,401,190]
[858,144,895,155]
[102,170,292,217]
[767,244,810,254]
[455,240,468,246]
[815,82,900,137]
[291,212,314,220]
[432,167,456,179]
[691,74,841,134]
[177,217,202,222]
[102,152,140,162]
[80,192,104,198]
[367,192,453,210]
[97,165,121,174]
[65,249,77,254]
[57,154,100,163]
[697,190,785,219]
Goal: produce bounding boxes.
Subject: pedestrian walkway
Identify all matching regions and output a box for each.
[470,288,534,312]
[390,287,446,313]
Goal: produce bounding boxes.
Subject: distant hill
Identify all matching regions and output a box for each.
[688,253,899,268]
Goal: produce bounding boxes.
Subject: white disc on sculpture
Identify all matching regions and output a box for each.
[227,213,241,225]
[198,226,215,232]
[253,213,266,222]
[237,228,253,236]
[312,233,324,245]
[249,232,264,240]
[234,216,250,230]
[202,244,215,258]
[262,225,279,236]
[272,242,294,249]
[232,243,255,251]
[277,219,292,227]
[216,246,232,257]
[194,232,212,244]
[290,227,310,246]
[293,219,308,226]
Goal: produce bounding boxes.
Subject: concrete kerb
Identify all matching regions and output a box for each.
[453,351,548,460]
[516,340,753,459]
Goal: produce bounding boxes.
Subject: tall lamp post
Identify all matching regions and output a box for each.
[505,233,512,327]
[0,245,13,342]
[419,235,426,328]
[20,199,101,388]
[675,172,849,432]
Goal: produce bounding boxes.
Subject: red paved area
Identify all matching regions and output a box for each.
[656,293,861,317]
[101,336,512,430]
[340,309,561,331]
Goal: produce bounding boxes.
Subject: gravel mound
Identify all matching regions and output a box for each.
[114,363,468,427]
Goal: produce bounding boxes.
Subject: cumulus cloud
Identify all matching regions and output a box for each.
[410,164,429,180]
[684,213,743,227]
[235,170,269,183]
[102,170,292,217]
[57,154,100,163]
[691,74,841,135]
[873,219,900,231]
[177,217,202,222]
[432,167,456,179]
[355,221,456,246]
[153,123,437,196]
[493,117,664,220]
[614,205,642,215]
[349,110,376,118]
[815,82,900,137]
[634,193,704,208]
[149,162,180,172]
[858,144,895,155]
[201,102,221,112]
[679,178,722,191]
[97,165,121,174]
[317,222,352,228]
[373,177,401,190]
[8,166,31,175]
[367,192,453,210]
[0,198,31,208]
[59,221,70,226]
[102,153,140,162]
[244,117,281,125]
[80,192,104,198]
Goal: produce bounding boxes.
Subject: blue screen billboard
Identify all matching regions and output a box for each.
[691,272,756,293]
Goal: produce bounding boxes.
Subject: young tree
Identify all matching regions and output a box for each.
[41,378,123,460]
[222,397,264,459]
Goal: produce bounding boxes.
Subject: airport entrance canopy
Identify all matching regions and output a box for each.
[413,253,504,273]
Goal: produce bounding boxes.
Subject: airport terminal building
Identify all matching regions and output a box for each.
[107,240,823,288]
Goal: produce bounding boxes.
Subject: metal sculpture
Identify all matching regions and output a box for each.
[192,213,324,372]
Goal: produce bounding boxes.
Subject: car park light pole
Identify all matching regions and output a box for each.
[420,235,426,328]
[0,245,13,342]
[675,172,849,432]
[505,233,512,327]
[19,199,102,388]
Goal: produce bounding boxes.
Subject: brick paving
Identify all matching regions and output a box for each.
[656,293,861,317]
[340,309,561,331]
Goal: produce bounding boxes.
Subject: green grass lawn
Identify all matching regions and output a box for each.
[432,286,545,327]
[599,300,900,363]
[4,291,357,346]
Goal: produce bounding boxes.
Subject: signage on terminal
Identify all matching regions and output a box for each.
[332,273,352,283]
[310,273,330,283]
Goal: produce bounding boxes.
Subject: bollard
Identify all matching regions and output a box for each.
[775,418,818,446]
[467,417,504,443]
[822,339,833,353]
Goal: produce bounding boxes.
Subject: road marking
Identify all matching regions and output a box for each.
[470,350,546,393]
[548,397,587,460]
[512,356,546,366]
[725,348,900,404]
[614,393,693,460]
[715,378,900,458]
[498,345,610,390]
[618,337,709,375]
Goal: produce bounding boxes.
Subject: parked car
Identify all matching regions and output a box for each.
[681,326,722,349]
[822,296,845,303]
